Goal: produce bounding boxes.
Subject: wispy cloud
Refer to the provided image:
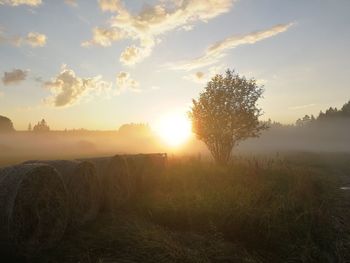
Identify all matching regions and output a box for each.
[168,23,294,71]
[0,30,47,47]
[119,39,154,66]
[25,32,46,47]
[116,71,140,92]
[0,0,41,6]
[98,0,124,13]
[184,71,206,83]
[183,65,224,83]
[84,0,235,66]
[44,65,112,107]
[2,69,28,85]
[81,27,125,47]
[289,104,316,110]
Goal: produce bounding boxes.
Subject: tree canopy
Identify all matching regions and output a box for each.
[189,69,267,165]
[118,123,152,137]
[33,119,50,132]
[0,115,15,132]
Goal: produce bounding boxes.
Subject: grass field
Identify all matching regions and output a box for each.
[5,152,350,263]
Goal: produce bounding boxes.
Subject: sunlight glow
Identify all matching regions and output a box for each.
[154,112,192,147]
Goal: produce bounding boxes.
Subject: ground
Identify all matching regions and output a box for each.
[5,153,350,263]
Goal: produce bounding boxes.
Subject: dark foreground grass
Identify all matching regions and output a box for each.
[33,212,256,263]
[138,156,342,262]
[10,153,350,262]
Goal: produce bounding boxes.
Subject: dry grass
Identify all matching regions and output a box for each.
[2,153,350,262]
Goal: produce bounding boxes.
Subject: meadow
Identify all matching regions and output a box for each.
[13,152,348,263]
[1,1,349,262]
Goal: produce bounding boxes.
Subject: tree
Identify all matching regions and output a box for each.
[296,115,314,127]
[28,123,32,131]
[313,100,350,121]
[118,123,152,137]
[341,101,350,116]
[0,115,15,132]
[33,119,50,132]
[189,69,267,165]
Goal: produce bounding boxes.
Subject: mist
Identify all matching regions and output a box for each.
[1,118,349,167]
[0,129,163,167]
[238,119,350,154]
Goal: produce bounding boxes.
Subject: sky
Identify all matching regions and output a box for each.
[0,0,349,130]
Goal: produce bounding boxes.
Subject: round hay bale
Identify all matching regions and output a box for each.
[125,153,167,195]
[24,160,100,227]
[0,164,69,256]
[125,154,149,195]
[82,155,130,211]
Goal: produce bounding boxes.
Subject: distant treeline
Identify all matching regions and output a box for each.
[236,100,350,154]
[1,101,349,134]
[0,116,153,137]
[295,100,350,127]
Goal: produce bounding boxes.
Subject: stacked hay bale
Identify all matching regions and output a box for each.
[0,164,69,257]
[125,153,167,196]
[82,155,130,212]
[0,153,168,257]
[147,153,168,172]
[24,160,100,227]
[125,154,148,195]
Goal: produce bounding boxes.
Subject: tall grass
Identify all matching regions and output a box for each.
[32,154,348,263]
[138,156,340,262]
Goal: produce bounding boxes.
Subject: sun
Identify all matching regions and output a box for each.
[154,112,192,147]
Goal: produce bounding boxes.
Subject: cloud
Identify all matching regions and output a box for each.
[289,104,316,110]
[183,65,224,83]
[111,0,234,36]
[2,69,28,85]
[184,71,206,83]
[44,65,112,107]
[169,23,294,71]
[87,0,234,65]
[82,27,125,47]
[120,46,142,65]
[0,27,22,46]
[0,0,41,6]
[98,0,125,13]
[0,30,47,47]
[64,0,77,7]
[119,40,154,65]
[25,32,47,47]
[116,71,140,92]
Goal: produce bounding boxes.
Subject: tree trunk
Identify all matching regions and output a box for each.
[209,142,233,166]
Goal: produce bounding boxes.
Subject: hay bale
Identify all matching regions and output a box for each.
[147,153,168,171]
[125,153,167,195]
[125,154,149,194]
[0,164,69,256]
[24,160,100,227]
[81,155,130,211]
